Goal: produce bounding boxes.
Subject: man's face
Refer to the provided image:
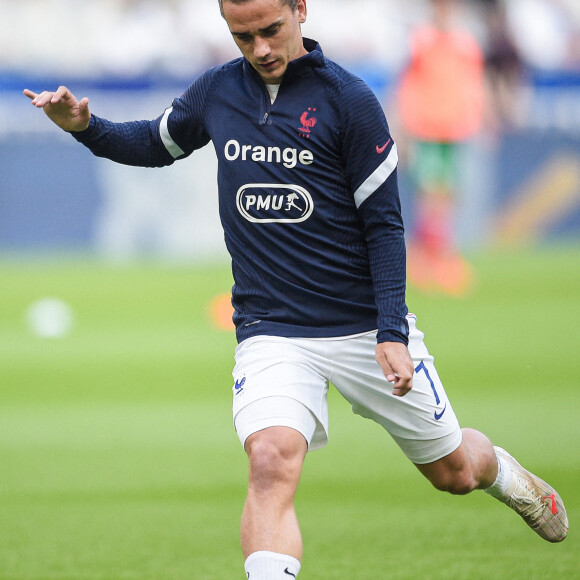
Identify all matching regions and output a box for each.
[222,0,307,84]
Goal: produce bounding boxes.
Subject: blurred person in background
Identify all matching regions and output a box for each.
[396,0,485,296]
[481,0,527,133]
[24,0,568,577]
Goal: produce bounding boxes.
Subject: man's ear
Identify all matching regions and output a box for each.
[297,0,307,24]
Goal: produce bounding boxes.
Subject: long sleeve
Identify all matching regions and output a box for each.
[71,114,175,168]
[71,68,215,168]
[340,79,409,344]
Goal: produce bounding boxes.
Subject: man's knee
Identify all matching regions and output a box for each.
[416,446,479,495]
[428,468,478,495]
[245,427,307,491]
[416,428,498,494]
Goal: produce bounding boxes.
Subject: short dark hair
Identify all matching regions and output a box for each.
[218,0,299,18]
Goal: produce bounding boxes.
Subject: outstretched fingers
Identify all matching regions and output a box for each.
[23,86,90,131]
[24,86,72,107]
[24,89,56,108]
[24,88,44,105]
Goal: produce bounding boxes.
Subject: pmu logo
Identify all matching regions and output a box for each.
[236,183,314,224]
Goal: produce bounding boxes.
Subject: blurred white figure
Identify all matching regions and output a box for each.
[507,0,571,71]
[26,298,75,339]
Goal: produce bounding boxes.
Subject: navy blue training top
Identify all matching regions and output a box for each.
[73,39,409,345]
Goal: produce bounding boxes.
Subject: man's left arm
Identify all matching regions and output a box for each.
[341,79,413,395]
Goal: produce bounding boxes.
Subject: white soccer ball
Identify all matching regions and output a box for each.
[26,297,75,338]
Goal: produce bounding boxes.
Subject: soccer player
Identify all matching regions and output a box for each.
[396,0,484,296]
[24,0,568,578]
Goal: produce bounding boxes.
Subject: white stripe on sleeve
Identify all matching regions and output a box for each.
[353,143,398,209]
[159,107,185,158]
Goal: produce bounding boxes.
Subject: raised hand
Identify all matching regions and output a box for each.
[24,86,91,132]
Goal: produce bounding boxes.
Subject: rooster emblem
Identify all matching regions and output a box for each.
[298,107,317,138]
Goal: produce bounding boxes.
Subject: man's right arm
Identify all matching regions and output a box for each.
[26,67,218,168]
[24,85,177,168]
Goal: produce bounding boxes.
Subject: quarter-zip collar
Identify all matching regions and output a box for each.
[242,38,324,126]
[242,37,325,85]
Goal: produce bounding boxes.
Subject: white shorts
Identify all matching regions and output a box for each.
[232,314,462,464]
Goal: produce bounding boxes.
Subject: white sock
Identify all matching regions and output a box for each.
[244,551,301,579]
[484,449,513,499]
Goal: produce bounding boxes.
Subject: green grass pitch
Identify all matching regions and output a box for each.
[0,247,578,579]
